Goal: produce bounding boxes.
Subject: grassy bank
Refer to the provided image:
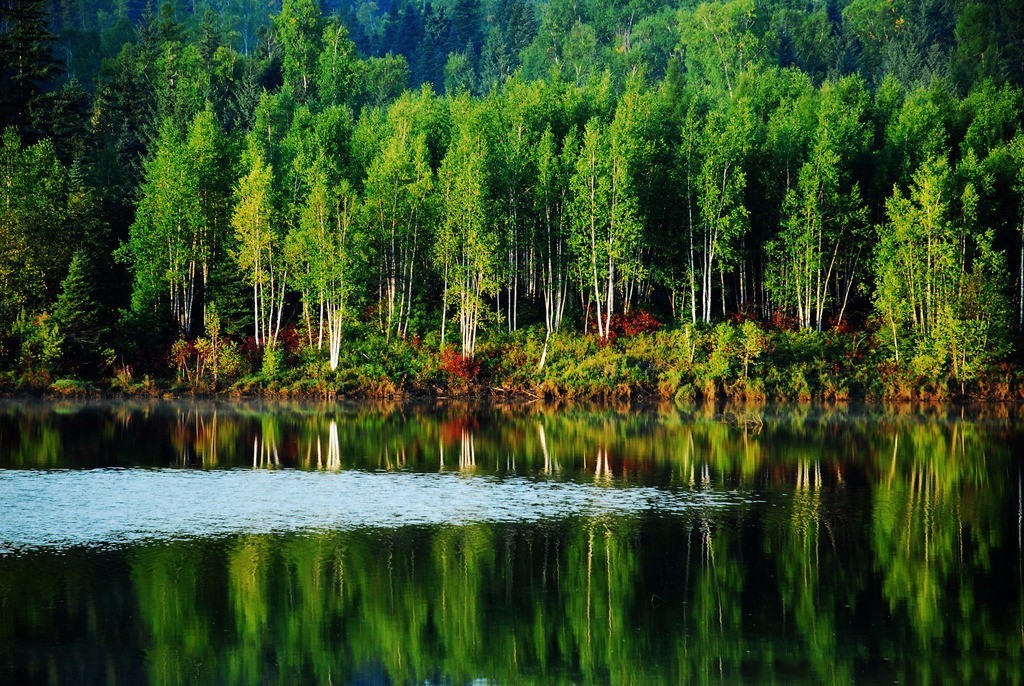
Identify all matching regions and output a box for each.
[4,320,1023,403]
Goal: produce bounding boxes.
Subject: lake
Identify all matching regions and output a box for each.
[0,400,1021,684]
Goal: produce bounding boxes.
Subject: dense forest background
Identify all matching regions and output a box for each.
[2,0,1024,398]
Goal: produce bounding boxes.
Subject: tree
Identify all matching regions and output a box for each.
[679,100,751,324]
[360,92,436,341]
[534,126,573,350]
[873,156,1009,384]
[154,42,210,128]
[1010,135,1024,332]
[568,115,642,340]
[0,0,59,129]
[122,108,227,336]
[766,78,871,331]
[436,100,495,358]
[677,0,765,96]
[443,51,475,95]
[0,129,70,326]
[316,20,358,107]
[359,54,410,108]
[286,162,360,371]
[276,0,324,102]
[232,138,287,348]
[53,251,104,373]
[483,79,541,332]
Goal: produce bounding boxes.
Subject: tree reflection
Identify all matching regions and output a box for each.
[0,401,1022,683]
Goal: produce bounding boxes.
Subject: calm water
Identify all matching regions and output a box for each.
[0,400,1021,684]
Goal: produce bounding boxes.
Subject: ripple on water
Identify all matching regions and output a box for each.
[0,468,751,552]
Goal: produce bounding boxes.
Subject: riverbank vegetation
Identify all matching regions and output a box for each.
[2,0,1024,400]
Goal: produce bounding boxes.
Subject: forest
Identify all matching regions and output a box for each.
[2,0,1024,400]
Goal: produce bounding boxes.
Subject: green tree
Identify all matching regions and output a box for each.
[873,156,1009,385]
[443,51,476,95]
[316,19,358,107]
[359,92,436,341]
[154,42,209,128]
[286,163,360,370]
[122,108,227,336]
[231,138,287,348]
[677,0,766,96]
[679,100,751,324]
[276,0,324,102]
[358,54,410,108]
[0,129,70,326]
[0,0,59,128]
[436,100,495,358]
[568,114,642,340]
[534,125,574,349]
[766,78,871,331]
[53,251,105,374]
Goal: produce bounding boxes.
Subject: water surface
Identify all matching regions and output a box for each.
[0,400,1021,684]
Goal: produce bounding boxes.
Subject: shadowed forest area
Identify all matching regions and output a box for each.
[2,0,1024,400]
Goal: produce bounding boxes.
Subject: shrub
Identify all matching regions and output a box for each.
[586,310,662,342]
[260,344,284,380]
[15,312,64,380]
[440,345,481,381]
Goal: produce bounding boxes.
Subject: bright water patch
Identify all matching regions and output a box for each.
[0,468,748,552]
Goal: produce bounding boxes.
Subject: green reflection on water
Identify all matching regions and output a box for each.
[0,401,1022,684]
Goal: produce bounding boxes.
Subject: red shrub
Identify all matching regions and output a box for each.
[768,311,799,331]
[586,310,662,342]
[277,325,302,355]
[614,310,662,337]
[826,316,853,334]
[440,346,480,381]
[240,336,261,367]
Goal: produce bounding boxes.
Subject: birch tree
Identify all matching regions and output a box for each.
[125,119,202,335]
[873,156,1010,379]
[766,78,870,331]
[534,126,573,359]
[232,139,287,348]
[1012,135,1024,332]
[485,80,537,332]
[124,107,228,336]
[286,162,360,371]
[361,95,436,341]
[276,0,323,102]
[436,103,497,358]
[679,102,751,324]
[568,116,642,340]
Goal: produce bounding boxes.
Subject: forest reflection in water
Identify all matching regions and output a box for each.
[0,399,1021,684]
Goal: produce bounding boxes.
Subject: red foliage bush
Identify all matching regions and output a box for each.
[614,310,662,337]
[768,310,799,331]
[728,307,759,324]
[826,316,853,334]
[440,346,480,381]
[240,336,261,367]
[277,325,301,354]
[587,310,662,341]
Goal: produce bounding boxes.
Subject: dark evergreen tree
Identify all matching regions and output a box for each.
[54,250,105,374]
[451,0,481,56]
[0,0,60,131]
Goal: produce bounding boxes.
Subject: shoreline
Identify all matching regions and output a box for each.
[6,325,1024,405]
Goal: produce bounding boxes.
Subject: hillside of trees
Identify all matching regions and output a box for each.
[2,0,1024,400]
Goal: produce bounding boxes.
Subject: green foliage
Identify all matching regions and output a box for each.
[0,129,73,325]
[2,0,1024,398]
[13,311,63,382]
[437,98,496,357]
[259,344,284,381]
[276,0,324,102]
